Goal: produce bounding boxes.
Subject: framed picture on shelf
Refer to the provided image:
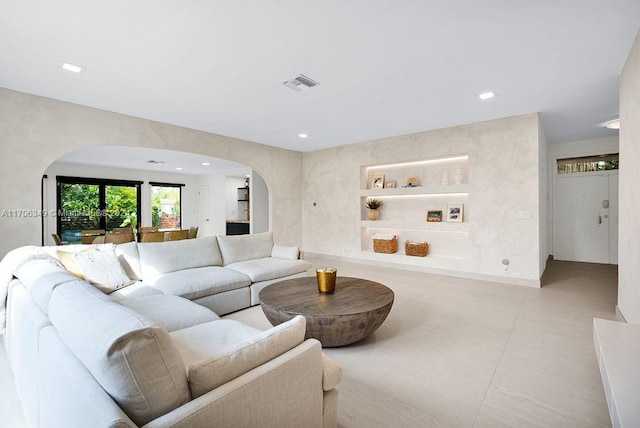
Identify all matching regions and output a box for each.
[371,173,385,189]
[384,180,396,188]
[426,210,443,222]
[446,204,464,223]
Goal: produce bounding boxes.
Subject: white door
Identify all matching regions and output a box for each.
[198,185,210,236]
[608,174,619,264]
[554,173,618,264]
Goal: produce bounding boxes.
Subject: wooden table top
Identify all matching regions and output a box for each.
[259,276,394,317]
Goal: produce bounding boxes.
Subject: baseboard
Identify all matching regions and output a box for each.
[615,305,628,323]
[302,252,541,288]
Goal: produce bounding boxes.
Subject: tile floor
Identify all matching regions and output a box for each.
[228,257,617,427]
[0,257,617,427]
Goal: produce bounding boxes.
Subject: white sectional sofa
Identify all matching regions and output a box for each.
[0,232,341,427]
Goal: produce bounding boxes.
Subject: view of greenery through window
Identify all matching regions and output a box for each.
[58,181,139,244]
[151,185,181,230]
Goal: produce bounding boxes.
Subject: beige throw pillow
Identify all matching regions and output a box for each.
[57,248,98,279]
[73,249,134,293]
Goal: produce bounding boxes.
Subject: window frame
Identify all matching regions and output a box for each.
[149,181,184,231]
[56,176,143,236]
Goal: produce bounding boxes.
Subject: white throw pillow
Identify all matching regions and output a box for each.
[271,244,299,260]
[73,249,134,293]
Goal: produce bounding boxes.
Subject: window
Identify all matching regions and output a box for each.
[556,153,619,174]
[57,176,142,244]
[150,182,183,230]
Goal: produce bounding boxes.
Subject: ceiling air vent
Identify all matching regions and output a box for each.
[283,74,319,92]
[146,160,165,164]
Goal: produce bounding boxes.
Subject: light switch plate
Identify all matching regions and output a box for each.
[517,210,531,219]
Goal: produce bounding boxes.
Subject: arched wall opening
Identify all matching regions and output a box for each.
[42,146,270,245]
[0,88,302,259]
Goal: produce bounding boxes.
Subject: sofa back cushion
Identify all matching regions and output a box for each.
[216,231,274,265]
[114,241,142,281]
[13,256,78,313]
[48,281,190,426]
[171,315,306,398]
[137,236,222,279]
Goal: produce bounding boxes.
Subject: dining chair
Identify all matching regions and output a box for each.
[165,230,189,241]
[139,231,165,242]
[51,234,63,245]
[81,229,105,244]
[187,227,198,239]
[92,236,106,244]
[112,227,133,235]
[104,232,135,244]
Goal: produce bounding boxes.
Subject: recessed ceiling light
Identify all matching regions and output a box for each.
[201,162,210,166]
[605,119,620,129]
[298,133,309,138]
[176,167,183,171]
[479,91,496,100]
[61,62,85,73]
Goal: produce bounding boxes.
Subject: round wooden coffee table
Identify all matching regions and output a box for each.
[259,276,394,347]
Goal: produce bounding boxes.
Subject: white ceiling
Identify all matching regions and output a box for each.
[1,1,638,153]
[57,146,249,176]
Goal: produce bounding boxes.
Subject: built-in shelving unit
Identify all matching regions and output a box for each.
[360,155,470,265]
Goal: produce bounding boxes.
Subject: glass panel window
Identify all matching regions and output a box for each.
[151,185,181,230]
[105,185,138,230]
[58,183,100,244]
[556,153,619,174]
[57,177,141,243]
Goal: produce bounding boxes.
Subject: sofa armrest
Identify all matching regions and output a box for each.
[322,353,342,391]
[144,339,325,428]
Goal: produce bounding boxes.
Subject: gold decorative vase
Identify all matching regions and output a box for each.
[368,209,379,220]
[316,268,337,294]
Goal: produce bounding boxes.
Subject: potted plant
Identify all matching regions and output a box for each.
[365,198,384,220]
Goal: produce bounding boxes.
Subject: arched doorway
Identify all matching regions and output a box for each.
[43,146,269,245]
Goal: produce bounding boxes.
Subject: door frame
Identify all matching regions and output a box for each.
[551,152,619,264]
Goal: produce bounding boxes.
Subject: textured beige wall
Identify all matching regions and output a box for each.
[618,29,640,324]
[301,113,542,284]
[0,88,303,258]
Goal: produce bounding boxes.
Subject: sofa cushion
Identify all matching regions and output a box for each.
[110,282,164,300]
[114,241,142,281]
[57,248,97,278]
[54,244,116,279]
[216,231,274,265]
[146,266,251,300]
[121,294,220,332]
[225,257,312,282]
[48,281,190,426]
[13,256,79,313]
[73,249,134,294]
[170,316,306,398]
[138,236,222,279]
[271,244,299,260]
[322,353,342,391]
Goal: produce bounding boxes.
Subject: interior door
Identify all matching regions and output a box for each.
[608,174,619,264]
[198,185,210,236]
[554,174,616,264]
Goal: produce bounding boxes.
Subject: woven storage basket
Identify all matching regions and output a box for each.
[373,235,398,253]
[405,241,428,257]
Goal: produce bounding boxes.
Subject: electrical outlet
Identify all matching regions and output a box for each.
[516,210,531,219]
